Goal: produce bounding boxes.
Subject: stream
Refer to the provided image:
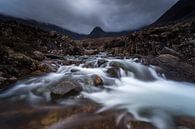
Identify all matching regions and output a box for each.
[0,54,195,129]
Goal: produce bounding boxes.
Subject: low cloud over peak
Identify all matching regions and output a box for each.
[0,0,178,34]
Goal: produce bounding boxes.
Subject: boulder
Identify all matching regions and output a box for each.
[151,54,180,65]
[151,54,195,82]
[50,78,83,99]
[160,47,183,58]
[110,61,156,81]
[106,67,121,78]
[97,59,108,67]
[91,75,103,87]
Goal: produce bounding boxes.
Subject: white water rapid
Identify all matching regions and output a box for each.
[0,56,195,129]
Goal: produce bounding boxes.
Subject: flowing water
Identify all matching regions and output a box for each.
[0,54,195,129]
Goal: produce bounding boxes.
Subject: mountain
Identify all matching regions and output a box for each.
[0,14,87,39]
[154,0,195,25]
[0,14,130,39]
[89,27,105,38]
[89,26,129,38]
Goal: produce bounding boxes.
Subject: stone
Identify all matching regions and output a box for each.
[151,54,180,65]
[106,67,121,78]
[37,62,58,73]
[50,78,83,99]
[97,59,108,67]
[83,61,96,68]
[109,61,127,71]
[151,54,195,82]
[110,61,156,81]
[91,75,103,87]
[160,47,183,58]
[33,51,45,61]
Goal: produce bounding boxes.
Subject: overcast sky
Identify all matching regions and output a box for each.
[0,0,178,34]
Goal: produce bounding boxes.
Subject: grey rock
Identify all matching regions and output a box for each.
[51,78,82,99]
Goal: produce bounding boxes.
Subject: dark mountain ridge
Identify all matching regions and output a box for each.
[0,14,129,39]
[154,0,195,25]
[0,13,88,39]
[89,26,129,38]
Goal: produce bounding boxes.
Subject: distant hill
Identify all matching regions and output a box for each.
[154,0,195,25]
[0,14,88,39]
[89,26,129,38]
[0,14,130,39]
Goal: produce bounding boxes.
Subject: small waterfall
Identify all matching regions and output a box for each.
[0,56,195,129]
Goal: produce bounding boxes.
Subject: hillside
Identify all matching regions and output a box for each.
[154,0,195,25]
[0,21,84,89]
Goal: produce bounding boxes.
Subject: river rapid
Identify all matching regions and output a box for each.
[0,54,195,129]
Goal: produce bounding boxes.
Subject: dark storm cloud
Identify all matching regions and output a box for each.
[0,0,178,34]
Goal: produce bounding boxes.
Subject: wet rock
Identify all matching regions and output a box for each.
[110,61,156,81]
[91,75,103,87]
[51,78,83,99]
[107,67,121,78]
[83,61,96,68]
[151,54,195,82]
[109,61,127,71]
[33,51,45,61]
[97,59,108,67]
[36,62,57,73]
[71,69,80,73]
[129,121,156,129]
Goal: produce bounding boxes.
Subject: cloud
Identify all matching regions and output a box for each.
[0,0,178,34]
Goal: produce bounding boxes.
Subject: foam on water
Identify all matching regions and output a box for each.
[0,57,195,128]
[84,71,195,129]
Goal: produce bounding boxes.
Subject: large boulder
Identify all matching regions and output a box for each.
[50,78,83,99]
[151,54,195,82]
[160,47,183,58]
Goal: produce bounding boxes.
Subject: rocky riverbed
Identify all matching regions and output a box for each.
[0,19,195,129]
[0,55,195,129]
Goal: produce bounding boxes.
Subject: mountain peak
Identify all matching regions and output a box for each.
[90,26,105,34]
[89,26,106,38]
